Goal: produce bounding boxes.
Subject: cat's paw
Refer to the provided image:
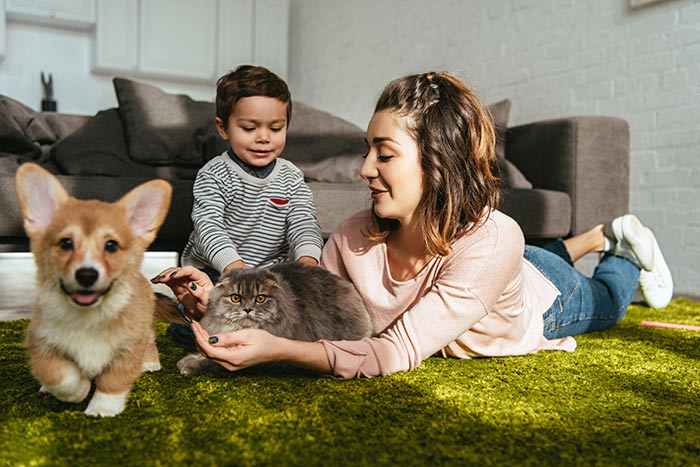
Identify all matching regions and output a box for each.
[177,354,208,375]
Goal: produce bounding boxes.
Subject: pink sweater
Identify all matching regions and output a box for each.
[319,209,577,379]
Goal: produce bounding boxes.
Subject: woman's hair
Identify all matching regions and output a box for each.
[367,71,499,256]
[216,65,292,125]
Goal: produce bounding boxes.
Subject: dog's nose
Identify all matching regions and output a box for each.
[75,268,99,287]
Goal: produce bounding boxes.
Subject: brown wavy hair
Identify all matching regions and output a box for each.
[216,65,292,126]
[367,72,500,256]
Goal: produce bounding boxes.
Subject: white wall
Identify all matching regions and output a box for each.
[288,0,700,296]
[0,21,216,115]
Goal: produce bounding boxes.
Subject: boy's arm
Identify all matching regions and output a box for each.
[191,169,244,272]
[286,179,324,263]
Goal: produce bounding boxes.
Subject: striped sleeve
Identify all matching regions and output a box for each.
[189,162,242,271]
[285,173,324,261]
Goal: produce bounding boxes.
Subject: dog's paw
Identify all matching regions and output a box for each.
[84,390,128,417]
[142,360,161,372]
[176,354,208,375]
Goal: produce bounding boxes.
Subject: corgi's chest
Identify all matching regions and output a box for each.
[36,288,133,378]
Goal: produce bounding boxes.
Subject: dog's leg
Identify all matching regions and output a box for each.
[141,327,161,372]
[30,349,91,403]
[86,341,146,417]
[84,390,130,417]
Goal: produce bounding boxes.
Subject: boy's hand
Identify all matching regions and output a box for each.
[223,260,248,272]
[296,256,319,267]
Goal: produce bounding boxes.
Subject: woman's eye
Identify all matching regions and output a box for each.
[271,127,283,132]
[104,240,119,253]
[255,295,266,304]
[378,155,394,162]
[241,127,255,132]
[230,294,241,303]
[59,238,73,251]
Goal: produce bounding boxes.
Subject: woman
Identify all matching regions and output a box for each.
[153,72,673,379]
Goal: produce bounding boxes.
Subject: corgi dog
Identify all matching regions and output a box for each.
[15,163,172,417]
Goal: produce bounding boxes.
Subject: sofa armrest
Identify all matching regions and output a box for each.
[505,116,629,236]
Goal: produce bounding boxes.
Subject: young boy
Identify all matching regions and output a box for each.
[181,65,323,280]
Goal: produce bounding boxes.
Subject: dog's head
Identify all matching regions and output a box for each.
[15,163,172,307]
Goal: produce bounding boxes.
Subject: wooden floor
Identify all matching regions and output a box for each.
[0,252,178,320]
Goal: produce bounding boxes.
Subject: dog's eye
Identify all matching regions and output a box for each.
[255,295,267,304]
[59,238,73,251]
[230,294,241,304]
[104,240,119,253]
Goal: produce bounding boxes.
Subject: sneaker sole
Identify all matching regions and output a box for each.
[640,229,673,309]
[613,215,655,271]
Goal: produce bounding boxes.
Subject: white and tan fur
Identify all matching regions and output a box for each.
[15,163,172,417]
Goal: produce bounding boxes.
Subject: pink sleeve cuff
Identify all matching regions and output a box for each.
[320,340,371,380]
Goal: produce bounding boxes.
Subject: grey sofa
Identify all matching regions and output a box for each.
[0,78,629,254]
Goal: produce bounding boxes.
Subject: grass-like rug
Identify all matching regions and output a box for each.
[1,299,699,467]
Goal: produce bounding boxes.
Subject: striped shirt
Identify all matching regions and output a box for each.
[181,152,323,272]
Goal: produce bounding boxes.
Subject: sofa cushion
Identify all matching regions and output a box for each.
[113,78,221,167]
[488,99,532,190]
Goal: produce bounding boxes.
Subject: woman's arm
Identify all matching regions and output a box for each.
[150,266,214,318]
[190,322,332,374]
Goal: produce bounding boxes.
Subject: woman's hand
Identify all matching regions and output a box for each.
[190,321,282,371]
[190,321,333,374]
[150,266,214,319]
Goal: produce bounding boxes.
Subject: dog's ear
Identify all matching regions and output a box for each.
[118,180,173,244]
[15,163,70,236]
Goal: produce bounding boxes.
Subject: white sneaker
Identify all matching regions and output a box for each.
[610,215,655,271]
[639,228,673,309]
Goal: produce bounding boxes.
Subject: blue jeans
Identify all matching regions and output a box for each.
[525,241,640,339]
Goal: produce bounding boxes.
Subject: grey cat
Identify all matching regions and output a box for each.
[177,262,373,375]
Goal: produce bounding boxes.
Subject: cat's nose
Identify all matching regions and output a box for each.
[243,308,252,314]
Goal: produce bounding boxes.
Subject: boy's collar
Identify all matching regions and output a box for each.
[227,149,276,178]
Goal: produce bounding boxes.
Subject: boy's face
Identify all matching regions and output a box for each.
[216,96,288,167]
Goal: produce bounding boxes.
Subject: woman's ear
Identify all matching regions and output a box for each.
[215,117,229,140]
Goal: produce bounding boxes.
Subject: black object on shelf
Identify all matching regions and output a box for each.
[40,71,57,112]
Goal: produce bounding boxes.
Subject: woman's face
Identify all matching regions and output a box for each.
[360,110,423,226]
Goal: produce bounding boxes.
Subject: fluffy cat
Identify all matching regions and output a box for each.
[177,262,372,374]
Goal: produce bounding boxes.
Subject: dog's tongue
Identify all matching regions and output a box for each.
[73,292,100,306]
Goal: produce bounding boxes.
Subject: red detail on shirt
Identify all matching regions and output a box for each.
[269,197,289,206]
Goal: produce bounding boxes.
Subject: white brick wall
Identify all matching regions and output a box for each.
[289,0,700,297]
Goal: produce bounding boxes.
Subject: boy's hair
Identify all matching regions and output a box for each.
[367,71,499,257]
[216,65,292,125]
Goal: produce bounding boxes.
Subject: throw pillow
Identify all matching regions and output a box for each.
[113,78,216,166]
[488,99,533,189]
[284,102,366,165]
[0,94,64,172]
[51,108,160,178]
[296,154,363,183]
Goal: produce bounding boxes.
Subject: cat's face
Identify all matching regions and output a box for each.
[203,268,283,332]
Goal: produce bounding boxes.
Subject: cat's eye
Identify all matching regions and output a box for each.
[255,295,267,304]
[230,294,241,303]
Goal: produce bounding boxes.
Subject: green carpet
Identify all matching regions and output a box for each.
[1,299,699,467]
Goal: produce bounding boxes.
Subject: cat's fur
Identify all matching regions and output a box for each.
[177,262,372,374]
